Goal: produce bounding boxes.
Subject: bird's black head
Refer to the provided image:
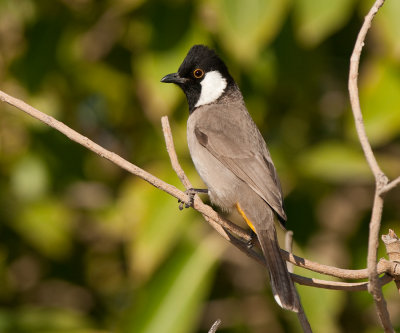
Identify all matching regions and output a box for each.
[161,45,235,112]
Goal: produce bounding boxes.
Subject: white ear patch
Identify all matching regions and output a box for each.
[195,70,227,108]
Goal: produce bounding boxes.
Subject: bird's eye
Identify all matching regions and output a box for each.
[193,68,204,79]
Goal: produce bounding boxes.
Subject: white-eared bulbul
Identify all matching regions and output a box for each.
[161,45,300,312]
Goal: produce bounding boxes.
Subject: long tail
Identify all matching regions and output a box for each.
[257,226,300,312]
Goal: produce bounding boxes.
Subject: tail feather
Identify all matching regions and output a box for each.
[258,227,300,312]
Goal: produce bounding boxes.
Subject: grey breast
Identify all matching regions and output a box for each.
[187,105,240,210]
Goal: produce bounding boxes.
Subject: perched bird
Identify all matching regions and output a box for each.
[161,44,300,312]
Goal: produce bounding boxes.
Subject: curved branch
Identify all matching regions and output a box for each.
[348,0,387,182]
[348,0,394,331]
[283,251,399,280]
[293,274,393,291]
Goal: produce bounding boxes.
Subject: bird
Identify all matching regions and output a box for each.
[161,44,300,312]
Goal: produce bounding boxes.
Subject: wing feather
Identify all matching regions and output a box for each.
[194,105,287,221]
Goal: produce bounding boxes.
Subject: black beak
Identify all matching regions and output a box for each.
[160,72,186,84]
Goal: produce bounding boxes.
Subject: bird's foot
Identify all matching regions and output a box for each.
[246,230,257,249]
[178,188,208,210]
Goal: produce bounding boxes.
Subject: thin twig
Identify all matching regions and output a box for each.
[380,176,400,195]
[285,231,294,273]
[293,274,392,291]
[0,91,185,200]
[296,306,313,333]
[348,0,394,331]
[367,194,392,330]
[208,319,221,333]
[283,251,399,279]
[285,232,313,332]
[161,116,193,189]
[348,0,387,181]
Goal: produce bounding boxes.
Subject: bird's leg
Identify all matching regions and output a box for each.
[178,188,208,210]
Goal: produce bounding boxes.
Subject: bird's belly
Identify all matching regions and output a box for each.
[187,137,238,211]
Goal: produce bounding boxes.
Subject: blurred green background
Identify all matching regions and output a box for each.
[0,0,400,332]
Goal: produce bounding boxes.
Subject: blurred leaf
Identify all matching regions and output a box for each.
[294,0,355,46]
[297,279,344,333]
[72,63,131,122]
[297,141,372,182]
[0,307,97,333]
[293,244,345,333]
[123,234,224,333]
[210,0,290,62]
[14,199,73,259]
[137,29,209,122]
[378,152,400,180]
[352,59,400,146]
[115,168,200,281]
[373,0,400,58]
[10,154,49,201]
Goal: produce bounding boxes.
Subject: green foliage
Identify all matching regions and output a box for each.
[357,59,400,145]
[298,141,372,182]
[294,0,356,46]
[0,0,400,332]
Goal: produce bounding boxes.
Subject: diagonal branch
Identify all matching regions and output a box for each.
[0,91,185,201]
[1,90,400,293]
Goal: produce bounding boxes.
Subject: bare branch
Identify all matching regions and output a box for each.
[380,176,400,195]
[348,0,387,182]
[283,232,313,331]
[285,231,294,273]
[283,251,399,280]
[0,91,185,201]
[348,0,394,330]
[208,319,221,333]
[293,274,392,291]
[296,307,312,333]
[161,116,193,189]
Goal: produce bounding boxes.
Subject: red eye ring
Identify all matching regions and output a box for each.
[193,68,204,79]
